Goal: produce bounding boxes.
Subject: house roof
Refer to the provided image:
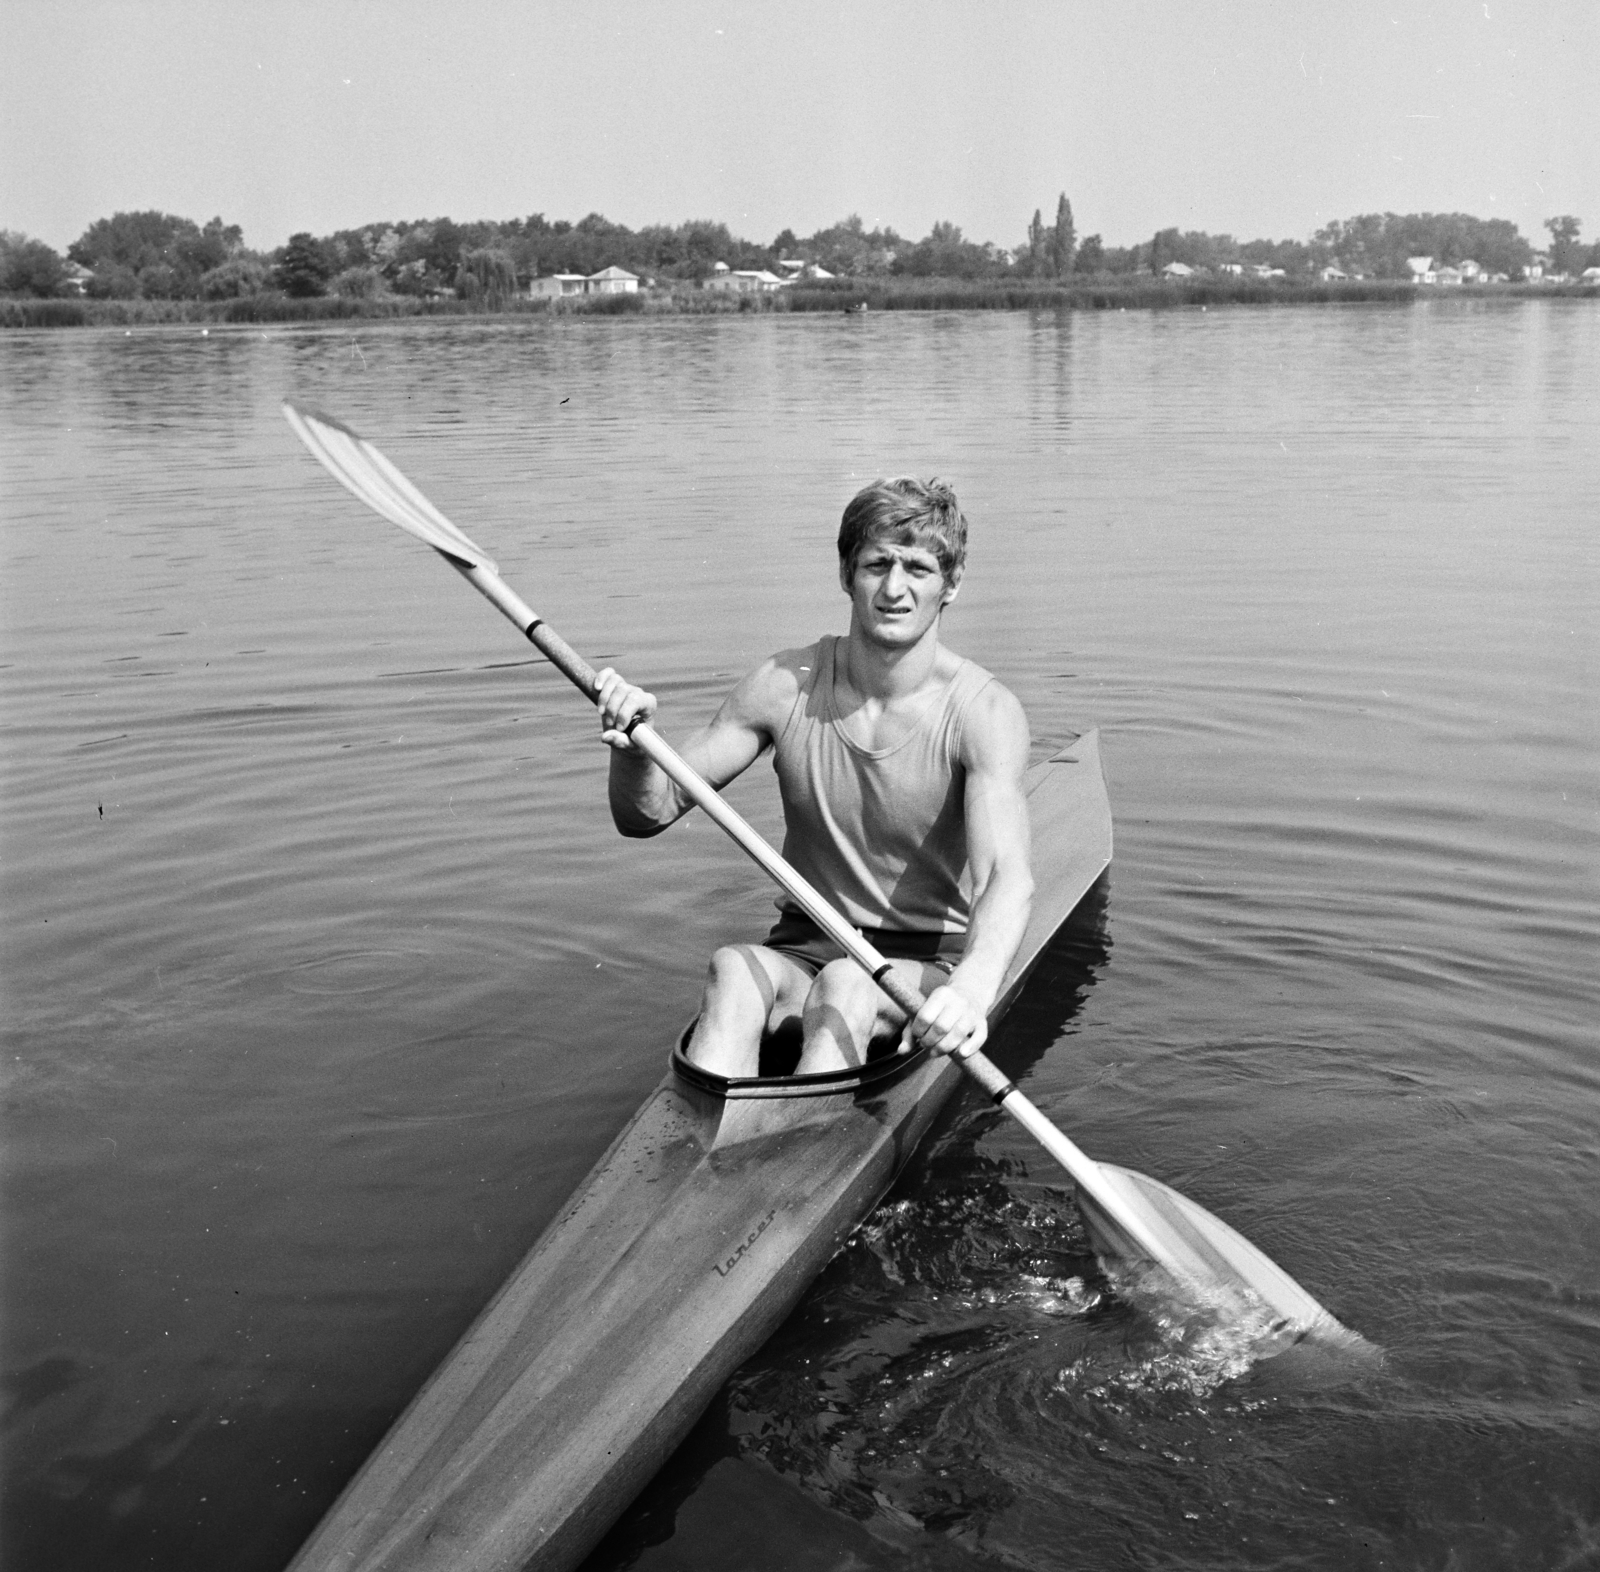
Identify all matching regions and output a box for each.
[588,266,638,281]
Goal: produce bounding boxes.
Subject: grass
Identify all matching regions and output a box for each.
[0,297,92,327]
[0,292,556,328]
[780,276,1426,311]
[2,277,1593,329]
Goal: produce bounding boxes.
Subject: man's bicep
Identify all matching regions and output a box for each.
[674,660,793,788]
[679,710,766,788]
[962,688,1033,883]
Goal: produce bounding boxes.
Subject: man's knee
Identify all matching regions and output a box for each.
[810,956,866,996]
[704,945,778,1015]
[705,944,749,984]
[808,958,890,1024]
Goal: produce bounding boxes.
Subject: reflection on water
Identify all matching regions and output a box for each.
[2,301,1598,1572]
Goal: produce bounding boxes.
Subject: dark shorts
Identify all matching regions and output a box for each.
[762,910,964,980]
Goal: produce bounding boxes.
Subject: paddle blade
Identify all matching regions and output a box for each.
[1075,1162,1374,1358]
[282,403,498,573]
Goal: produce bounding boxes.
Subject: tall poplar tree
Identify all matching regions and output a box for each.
[1051,193,1076,276]
[1028,208,1046,275]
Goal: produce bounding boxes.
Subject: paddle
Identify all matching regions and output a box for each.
[283,402,1371,1359]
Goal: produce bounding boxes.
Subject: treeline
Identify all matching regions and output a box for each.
[2,203,1595,304]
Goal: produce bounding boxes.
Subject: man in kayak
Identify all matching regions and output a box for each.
[595,477,1033,1077]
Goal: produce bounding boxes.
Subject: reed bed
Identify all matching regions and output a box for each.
[780,277,1425,311]
[3,277,1590,329]
[0,298,92,327]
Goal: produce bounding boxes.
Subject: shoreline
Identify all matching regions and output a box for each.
[2,275,1594,329]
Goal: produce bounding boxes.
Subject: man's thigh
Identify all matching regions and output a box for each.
[871,950,956,1000]
[808,954,957,1047]
[713,942,818,1034]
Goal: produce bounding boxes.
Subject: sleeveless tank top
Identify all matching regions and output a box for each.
[770,635,997,933]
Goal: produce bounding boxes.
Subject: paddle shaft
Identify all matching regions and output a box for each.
[455,558,930,998]
[449,556,1177,1266]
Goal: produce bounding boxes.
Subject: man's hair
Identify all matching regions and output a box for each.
[836,477,968,582]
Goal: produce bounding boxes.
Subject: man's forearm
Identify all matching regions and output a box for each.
[608,750,687,837]
[949,866,1034,1010]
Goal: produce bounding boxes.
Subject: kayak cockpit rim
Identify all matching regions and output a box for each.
[667,735,1100,1104]
[669,1024,940,1100]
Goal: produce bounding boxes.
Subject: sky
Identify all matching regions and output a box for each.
[2,0,1595,257]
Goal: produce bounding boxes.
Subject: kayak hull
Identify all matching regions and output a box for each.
[287,732,1112,1572]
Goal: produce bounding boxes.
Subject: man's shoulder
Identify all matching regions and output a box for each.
[721,641,820,732]
[949,657,1029,771]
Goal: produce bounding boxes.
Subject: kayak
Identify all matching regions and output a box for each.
[287,730,1112,1572]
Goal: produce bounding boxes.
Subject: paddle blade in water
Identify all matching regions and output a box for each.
[978,1067,1371,1364]
[1073,1162,1375,1360]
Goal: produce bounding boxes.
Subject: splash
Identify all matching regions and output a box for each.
[973,1273,1102,1319]
[1055,1254,1368,1401]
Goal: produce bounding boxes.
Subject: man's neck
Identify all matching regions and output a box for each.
[839,616,945,703]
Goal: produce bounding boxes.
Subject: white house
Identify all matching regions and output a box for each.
[1406,255,1437,284]
[529,266,640,298]
[1161,261,1195,278]
[705,268,785,294]
[1320,265,1349,281]
[529,273,588,298]
[587,266,639,294]
[778,259,836,281]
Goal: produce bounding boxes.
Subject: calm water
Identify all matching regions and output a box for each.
[2,302,1596,1571]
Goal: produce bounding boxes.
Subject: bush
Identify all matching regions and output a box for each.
[199,259,268,299]
[138,264,185,299]
[578,289,645,314]
[456,248,518,301]
[330,266,389,299]
[0,233,69,297]
[85,261,139,299]
[274,233,333,297]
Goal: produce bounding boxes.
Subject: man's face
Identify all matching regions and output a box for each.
[842,536,961,648]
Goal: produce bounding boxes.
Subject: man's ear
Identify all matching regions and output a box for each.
[839,558,854,594]
[941,567,964,606]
